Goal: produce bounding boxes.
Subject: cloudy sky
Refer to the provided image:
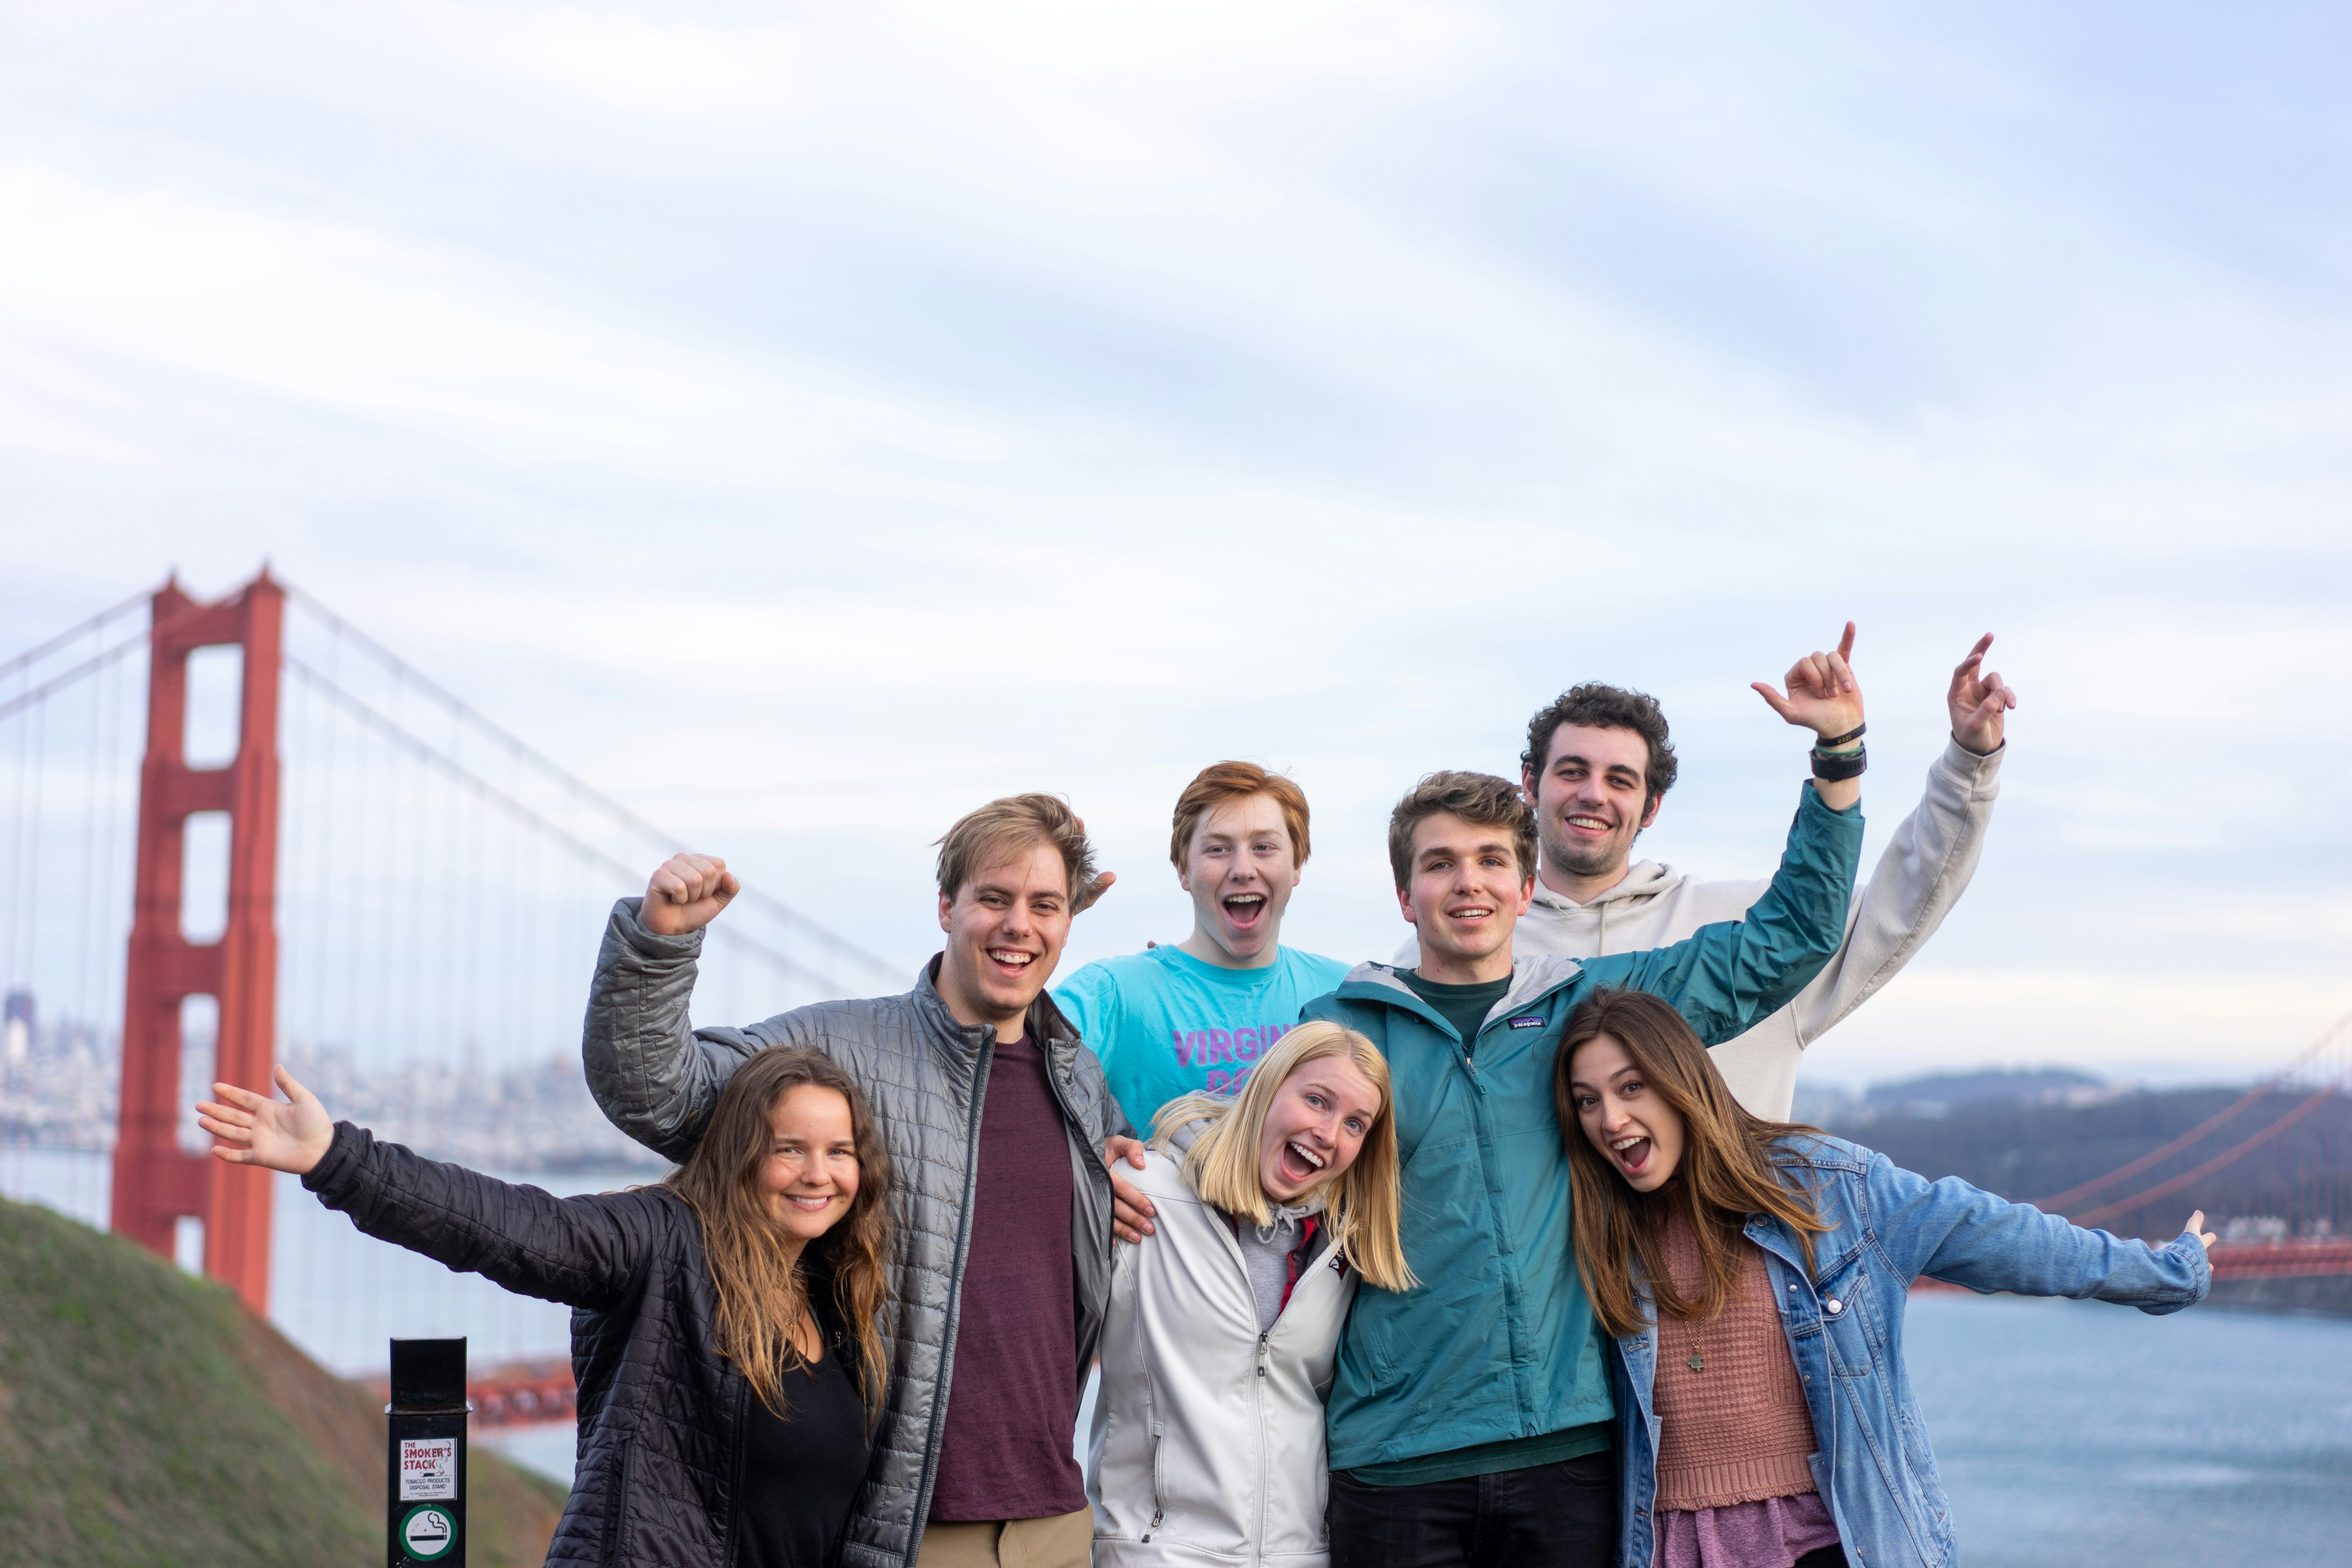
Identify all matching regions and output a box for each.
[4,1,2347,1089]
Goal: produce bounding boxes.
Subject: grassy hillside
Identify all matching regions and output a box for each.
[0,1195,566,1568]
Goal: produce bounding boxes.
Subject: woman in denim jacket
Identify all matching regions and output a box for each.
[1553,990,2212,1568]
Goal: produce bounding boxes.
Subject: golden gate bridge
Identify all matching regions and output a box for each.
[1,568,908,1423]
[2,569,2347,1429]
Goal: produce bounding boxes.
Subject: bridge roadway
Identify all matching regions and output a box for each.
[367,1358,579,1431]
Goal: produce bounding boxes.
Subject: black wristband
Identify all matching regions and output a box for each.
[1811,744,1867,782]
[1815,722,1866,748]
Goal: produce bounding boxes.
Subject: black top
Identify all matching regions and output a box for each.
[1400,971,1513,1057]
[736,1286,872,1568]
[303,1122,876,1568]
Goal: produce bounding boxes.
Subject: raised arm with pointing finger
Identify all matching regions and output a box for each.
[1415,624,2014,1118]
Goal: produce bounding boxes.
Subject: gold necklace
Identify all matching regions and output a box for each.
[1683,1312,1706,1374]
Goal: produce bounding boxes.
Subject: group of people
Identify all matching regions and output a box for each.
[197,626,2217,1568]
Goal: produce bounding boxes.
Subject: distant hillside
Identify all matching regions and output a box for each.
[1793,1066,2113,1126]
[0,1196,565,1568]
[1816,1085,2352,1240]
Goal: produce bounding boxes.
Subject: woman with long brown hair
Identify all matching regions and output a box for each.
[1086,1019,1412,1567]
[1553,989,2212,1568]
[199,1047,890,1568]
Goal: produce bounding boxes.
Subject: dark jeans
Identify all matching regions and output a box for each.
[1328,1452,1617,1568]
[1792,1548,1848,1568]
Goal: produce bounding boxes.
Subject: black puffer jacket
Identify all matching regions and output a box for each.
[583,900,1133,1568]
[304,1123,852,1567]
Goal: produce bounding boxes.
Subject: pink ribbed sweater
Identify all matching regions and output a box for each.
[1650,1209,1820,1511]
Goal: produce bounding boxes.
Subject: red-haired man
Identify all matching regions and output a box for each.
[1054,761,1352,1133]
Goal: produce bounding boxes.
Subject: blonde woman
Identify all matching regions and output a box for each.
[1087,1021,1412,1567]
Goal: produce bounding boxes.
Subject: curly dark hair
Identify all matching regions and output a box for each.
[1520,684,1679,812]
[1386,771,1538,891]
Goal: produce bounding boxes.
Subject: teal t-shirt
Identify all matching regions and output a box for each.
[1054,944,1356,1132]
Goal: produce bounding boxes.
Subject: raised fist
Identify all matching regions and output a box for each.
[644,853,740,937]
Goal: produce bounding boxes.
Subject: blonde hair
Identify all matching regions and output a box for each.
[1150,1020,1415,1292]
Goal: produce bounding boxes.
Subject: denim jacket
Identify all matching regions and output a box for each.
[1609,1135,2211,1568]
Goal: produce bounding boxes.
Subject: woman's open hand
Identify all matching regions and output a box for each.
[2183,1210,2218,1251]
[197,1065,335,1177]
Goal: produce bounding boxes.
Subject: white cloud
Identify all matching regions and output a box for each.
[0,160,1010,484]
[421,5,809,118]
[0,0,2346,1067]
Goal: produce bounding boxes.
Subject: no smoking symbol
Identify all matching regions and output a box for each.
[401,1503,457,1562]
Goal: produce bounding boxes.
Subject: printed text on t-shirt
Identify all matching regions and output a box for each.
[1171,1022,1294,1093]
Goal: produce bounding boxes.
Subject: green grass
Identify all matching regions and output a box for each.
[0,1195,566,1567]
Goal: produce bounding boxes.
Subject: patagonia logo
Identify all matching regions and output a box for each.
[1507,1015,1548,1030]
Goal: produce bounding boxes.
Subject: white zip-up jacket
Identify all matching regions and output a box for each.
[1393,738,2003,1119]
[1086,1151,1357,1568]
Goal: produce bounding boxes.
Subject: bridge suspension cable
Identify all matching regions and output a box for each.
[281,585,899,987]
[2032,1009,2352,1212]
[2,570,913,1375]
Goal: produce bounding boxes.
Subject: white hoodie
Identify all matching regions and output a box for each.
[1086,1151,1356,1568]
[1394,738,2004,1118]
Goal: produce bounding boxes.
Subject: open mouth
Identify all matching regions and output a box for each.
[1445,904,1496,924]
[1610,1133,1652,1175]
[986,947,1036,976]
[1564,813,1614,836]
[1221,892,1267,928]
[782,1192,837,1213]
[1276,1139,1328,1187]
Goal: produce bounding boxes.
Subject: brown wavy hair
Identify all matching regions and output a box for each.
[1552,989,1828,1339]
[1385,770,1537,890]
[663,1048,891,1421]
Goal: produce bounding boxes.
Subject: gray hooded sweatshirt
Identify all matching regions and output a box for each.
[1394,737,2003,1118]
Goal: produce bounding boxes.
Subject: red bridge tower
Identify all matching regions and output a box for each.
[109,571,284,1314]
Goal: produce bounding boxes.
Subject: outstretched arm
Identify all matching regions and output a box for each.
[201,1069,659,1310]
[199,1064,334,1175]
[1864,1152,2212,1314]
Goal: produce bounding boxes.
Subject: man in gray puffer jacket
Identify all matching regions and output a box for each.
[584,793,1146,1568]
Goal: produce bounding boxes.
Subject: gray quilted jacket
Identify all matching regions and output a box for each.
[583,898,1132,1568]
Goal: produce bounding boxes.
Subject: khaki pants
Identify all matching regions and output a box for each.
[917,1508,1094,1568]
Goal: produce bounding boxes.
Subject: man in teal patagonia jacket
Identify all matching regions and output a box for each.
[1310,643,1870,1568]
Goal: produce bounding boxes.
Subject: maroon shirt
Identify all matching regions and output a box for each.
[926,1032,1087,1523]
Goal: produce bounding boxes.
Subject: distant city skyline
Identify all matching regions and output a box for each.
[0,982,659,1172]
